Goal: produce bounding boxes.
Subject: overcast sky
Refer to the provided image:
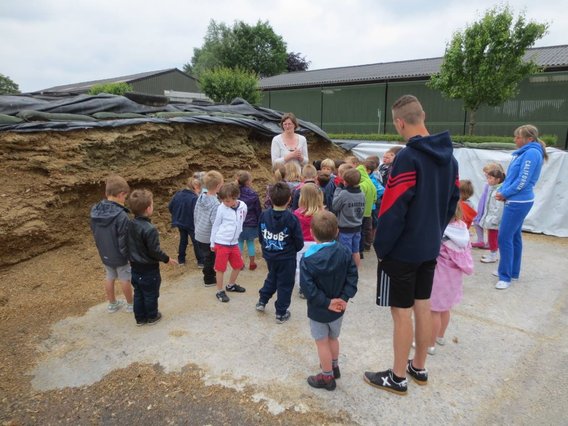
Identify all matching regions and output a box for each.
[1,0,565,92]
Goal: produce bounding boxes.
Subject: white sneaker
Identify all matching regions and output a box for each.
[436,337,446,346]
[495,280,512,290]
[107,300,124,313]
[125,303,134,313]
[492,271,519,281]
[480,252,498,263]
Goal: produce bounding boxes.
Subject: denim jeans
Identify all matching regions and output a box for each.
[178,228,204,265]
[131,269,161,322]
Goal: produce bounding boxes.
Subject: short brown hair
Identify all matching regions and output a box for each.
[280,112,298,129]
[129,189,153,216]
[218,182,240,200]
[105,175,130,197]
[343,168,361,187]
[486,169,506,183]
[310,210,338,242]
[459,180,474,200]
[269,182,291,207]
[392,95,424,125]
[386,146,403,156]
[337,163,353,177]
[236,170,252,186]
[203,170,224,191]
[364,159,377,172]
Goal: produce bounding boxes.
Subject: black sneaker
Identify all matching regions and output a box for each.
[307,373,336,391]
[147,312,162,326]
[333,365,341,379]
[136,320,147,327]
[226,283,246,293]
[275,311,291,324]
[298,289,306,299]
[406,360,428,385]
[255,301,266,312]
[363,369,408,395]
[216,290,230,302]
[204,281,216,287]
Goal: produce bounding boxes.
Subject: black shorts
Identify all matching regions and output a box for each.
[376,258,437,308]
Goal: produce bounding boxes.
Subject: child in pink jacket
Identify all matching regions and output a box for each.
[428,208,474,355]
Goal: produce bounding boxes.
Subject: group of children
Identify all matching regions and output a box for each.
[89,150,504,391]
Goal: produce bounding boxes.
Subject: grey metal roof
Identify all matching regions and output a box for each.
[36,68,196,94]
[259,45,568,90]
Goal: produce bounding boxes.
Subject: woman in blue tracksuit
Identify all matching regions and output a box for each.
[494,125,548,290]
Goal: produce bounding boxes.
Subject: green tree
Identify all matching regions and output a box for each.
[428,6,548,135]
[286,52,310,72]
[199,66,261,105]
[185,20,288,78]
[88,82,133,96]
[0,73,20,95]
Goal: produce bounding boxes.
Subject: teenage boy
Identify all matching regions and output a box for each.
[364,95,459,395]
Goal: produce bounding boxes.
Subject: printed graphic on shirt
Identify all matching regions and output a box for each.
[260,223,289,251]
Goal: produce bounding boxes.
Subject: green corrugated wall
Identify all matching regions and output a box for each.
[261,71,568,145]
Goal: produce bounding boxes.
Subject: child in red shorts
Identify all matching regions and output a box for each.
[211,182,248,302]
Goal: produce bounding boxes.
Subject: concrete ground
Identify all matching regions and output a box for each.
[30,233,568,425]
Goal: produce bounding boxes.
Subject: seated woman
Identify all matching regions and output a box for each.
[271,112,309,168]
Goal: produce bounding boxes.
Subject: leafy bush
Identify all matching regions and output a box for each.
[88,82,133,96]
[199,67,260,104]
[328,133,557,146]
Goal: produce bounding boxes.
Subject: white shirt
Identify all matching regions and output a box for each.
[271,133,309,167]
[210,201,248,248]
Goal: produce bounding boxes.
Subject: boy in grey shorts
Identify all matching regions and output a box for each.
[300,211,358,391]
[90,175,134,313]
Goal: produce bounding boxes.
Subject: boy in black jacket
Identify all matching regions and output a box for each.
[256,182,304,324]
[128,189,177,326]
[300,211,358,391]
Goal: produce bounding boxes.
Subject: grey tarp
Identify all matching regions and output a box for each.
[0,95,330,141]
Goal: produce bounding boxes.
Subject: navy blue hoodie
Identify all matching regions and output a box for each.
[300,241,358,323]
[374,131,459,263]
[258,208,304,261]
[168,189,198,232]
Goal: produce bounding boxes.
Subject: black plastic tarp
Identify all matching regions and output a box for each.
[0,94,330,141]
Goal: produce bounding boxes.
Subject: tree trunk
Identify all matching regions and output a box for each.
[468,109,477,135]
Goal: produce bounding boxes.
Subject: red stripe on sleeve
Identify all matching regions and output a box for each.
[379,172,416,217]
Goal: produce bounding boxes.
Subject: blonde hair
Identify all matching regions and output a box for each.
[186,176,201,192]
[203,170,224,191]
[514,124,548,161]
[320,158,336,172]
[298,183,323,217]
[337,163,353,177]
[285,161,302,182]
[272,163,287,183]
[482,162,504,174]
[301,164,318,180]
[344,155,359,167]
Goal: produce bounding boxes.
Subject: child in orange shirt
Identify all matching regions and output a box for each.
[458,180,476,229]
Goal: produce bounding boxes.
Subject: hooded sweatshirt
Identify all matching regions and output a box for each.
[374,131,460,263]
[90,200,130,267]
[499,141,544,202]
[299,241,358,323]
[194,193,220,244]
[356,165,377,217]
[258,208,304,261]
[210,200,248,248]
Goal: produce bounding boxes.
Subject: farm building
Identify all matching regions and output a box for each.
[259,45,568,146]
[31,68,200,97]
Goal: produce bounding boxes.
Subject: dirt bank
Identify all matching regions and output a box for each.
[0,123,347,424]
